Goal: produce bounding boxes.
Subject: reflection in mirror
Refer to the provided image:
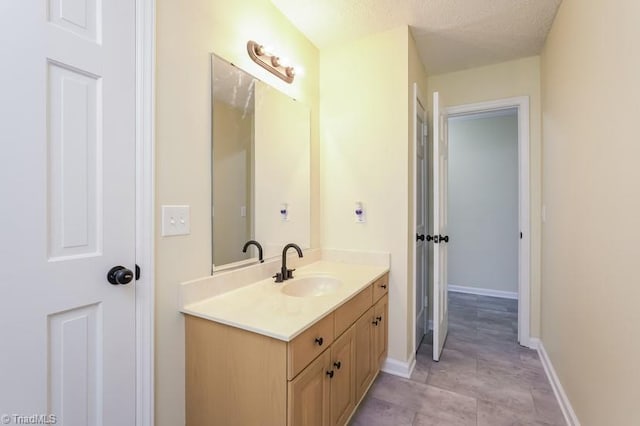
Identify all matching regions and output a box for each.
[211,54,310,272]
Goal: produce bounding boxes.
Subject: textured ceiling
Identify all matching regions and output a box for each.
[270,0,562,75]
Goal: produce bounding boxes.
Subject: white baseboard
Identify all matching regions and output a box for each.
[449,284,518,300]
[381,356,416,379]
[537,340,581,426]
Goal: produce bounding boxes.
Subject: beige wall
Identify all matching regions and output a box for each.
[155,0,319,424]
[427,56,542,337]
[320,26,427,363]
[540,0,640,423]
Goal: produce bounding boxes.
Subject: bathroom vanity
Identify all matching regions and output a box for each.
[181,256,389,426]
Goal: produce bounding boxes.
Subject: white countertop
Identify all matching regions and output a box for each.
[181,260,389,342]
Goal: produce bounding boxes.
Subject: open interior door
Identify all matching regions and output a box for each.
[432,91,450,361]
[0,1,137,423]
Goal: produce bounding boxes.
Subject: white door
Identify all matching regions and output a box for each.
[432,92,450,361]
[0,1,137,425]
[415,92,428,351]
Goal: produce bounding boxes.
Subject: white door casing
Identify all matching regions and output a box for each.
[432,91,449,361]
[0,1,137,424]
[414,84,428,352]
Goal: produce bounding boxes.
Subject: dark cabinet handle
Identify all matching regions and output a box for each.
[440,235,449,243]
[376,316,382,322]
[333,361,341,370]
[416,233,425,241]
[315,337,324,346]
[381,284,387,289]
[326,370,334,378]
[372,319,379,326]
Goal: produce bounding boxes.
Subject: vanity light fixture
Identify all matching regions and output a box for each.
[247,40,296,84]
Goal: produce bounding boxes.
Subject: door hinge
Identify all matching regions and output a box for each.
[135,264,141,280]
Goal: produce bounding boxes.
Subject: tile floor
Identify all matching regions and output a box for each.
[350,292,566,426]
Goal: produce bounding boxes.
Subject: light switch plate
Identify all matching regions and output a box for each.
[162,205,191,236]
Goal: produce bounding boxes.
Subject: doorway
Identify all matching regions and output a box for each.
[443,97,531,348]
[413,96,532,362]
[448,108,519,301]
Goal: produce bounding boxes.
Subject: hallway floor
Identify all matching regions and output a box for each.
[350,292,565,425]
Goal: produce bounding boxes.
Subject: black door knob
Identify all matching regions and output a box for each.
[416,233,425,241]
[107,266,134,285]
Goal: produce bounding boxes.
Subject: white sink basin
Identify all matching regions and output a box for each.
[281,275,342,297]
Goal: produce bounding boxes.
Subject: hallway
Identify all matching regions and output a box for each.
[350,292,565,425]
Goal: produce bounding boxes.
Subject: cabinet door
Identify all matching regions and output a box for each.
[354,307,375,402]
[373,294,389,368]
[330,328,356,426]
[288,350,331,426]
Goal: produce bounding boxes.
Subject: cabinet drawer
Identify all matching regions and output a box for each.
[372,273,389,302]
[288,313,335,380]
[334,285,372,337]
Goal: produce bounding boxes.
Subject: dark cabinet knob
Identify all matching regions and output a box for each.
[381,284,387,289]
[315,337,324,346]
[107,266,134,285]
[333,361,341,370]
[440,235,449,243]
[372,319,379,326]
[416,233,425,241]
[376,316,382,322]
[326,370,334,378]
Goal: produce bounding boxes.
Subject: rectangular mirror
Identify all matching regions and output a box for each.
[211,54,310,272]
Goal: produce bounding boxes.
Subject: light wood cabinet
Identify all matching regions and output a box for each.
[373,294,389,369]
[354,306,375,403]
[288,313,335,379]
[329,328,356,426]
[185,272,389,426]
[288,350,331,426]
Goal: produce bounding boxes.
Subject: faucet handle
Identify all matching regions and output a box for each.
[286,268,296,279]
[273,272,284,283]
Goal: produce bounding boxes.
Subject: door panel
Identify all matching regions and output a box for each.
[0,1,137,424]
[415,93,428,352]
[330,328,356,426]
[354,308,375,402]
[288,350,331,426]
[373,295,388,368]
[432,92,449,362]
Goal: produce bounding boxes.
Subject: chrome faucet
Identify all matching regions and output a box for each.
[242,240,264,263]
[273,243,303,283]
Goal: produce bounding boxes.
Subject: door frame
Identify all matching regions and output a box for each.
[412,83,428,353]
[445,96,532,348]
[135,0,156,425]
